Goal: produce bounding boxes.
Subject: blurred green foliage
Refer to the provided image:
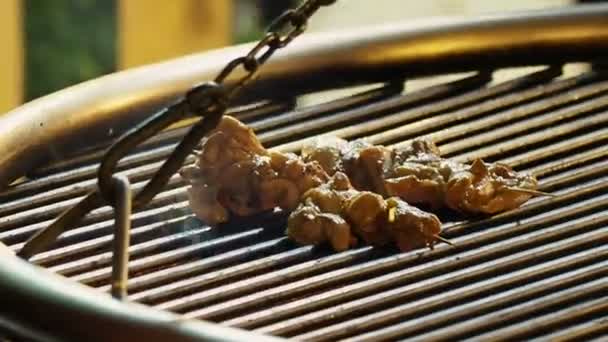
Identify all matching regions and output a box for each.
[23,1,296,101]
[24,0,116,101]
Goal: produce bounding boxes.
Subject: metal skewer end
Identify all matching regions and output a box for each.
[436,235,455,246]
[507,187,556,197]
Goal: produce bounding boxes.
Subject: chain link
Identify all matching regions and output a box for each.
[18,0,336,260]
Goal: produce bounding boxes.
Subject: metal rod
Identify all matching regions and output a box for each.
[110,175,132,301]
[16,191,103,259]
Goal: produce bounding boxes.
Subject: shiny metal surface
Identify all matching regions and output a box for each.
[110,175,132,300]
[0,252,282,342]
[1,5,608,342]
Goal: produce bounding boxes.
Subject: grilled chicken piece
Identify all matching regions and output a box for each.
[302,137,541,215]
[301,136,349,176]
[180,116,328,224]
[443,159,540,214]
[182,117,445,251]
[302,137,392,193]
[386,141,540,214]
[286,173,358,251]
[385,197,443,251]
[287,172,443,252]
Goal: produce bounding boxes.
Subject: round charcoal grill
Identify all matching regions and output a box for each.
[1,5,608,342]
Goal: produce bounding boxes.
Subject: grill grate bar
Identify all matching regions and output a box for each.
[533,318,608,342]
[468,295,608,342]
[437,89,608,157]
[274,67,562,153]
[528,144,608,177]
[537,159,608,191]
[135,246,375,307]
[176,191,606,319]
[102,240,313,296]
[216,219,607,329]
[452,112,608,164]
[0,146,191,205]
[27,208,193,266]
[358,73,594,148]
[48,225,212,276]
[251,83,403,133]
[69,228,267,284]
[360,278,607,342]
[0,182,189,244]
[500,127,608,168]
[13,199,192,255]
[279,248,607,340]
[258,73,492,146]
[85,237,301,292]
[0,161,188,219]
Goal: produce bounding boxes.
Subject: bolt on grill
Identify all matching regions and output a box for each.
[1,61,607,341]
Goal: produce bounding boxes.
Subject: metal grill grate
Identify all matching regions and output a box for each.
[1,65,607,341]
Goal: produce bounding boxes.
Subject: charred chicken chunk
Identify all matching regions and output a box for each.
[302,137,542,215]
[302,137,393,193]
[180,116,328,224]
[301,136,349,175]
[287,172,443,252]
[443,159,540,214]
[385,197,443,251]
[386,141,540,214]
[384,158,465,211]
[287,173,357,251]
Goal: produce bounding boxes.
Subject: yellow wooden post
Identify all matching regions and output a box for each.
[118,0,233,69]
[0,0,23,113]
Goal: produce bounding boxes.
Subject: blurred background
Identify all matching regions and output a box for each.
[1,0,592,114]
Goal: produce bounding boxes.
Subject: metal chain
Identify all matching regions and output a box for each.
[17,0,337,260]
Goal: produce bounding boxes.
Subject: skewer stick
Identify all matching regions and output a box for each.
[421,230,454,247]
[435,235,454,246]
[507,187,556,197]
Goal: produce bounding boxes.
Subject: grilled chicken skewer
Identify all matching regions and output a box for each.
[180,116,446,252]
[302,137,544,215]
[179,116,328,224]
[287,172,443,252]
